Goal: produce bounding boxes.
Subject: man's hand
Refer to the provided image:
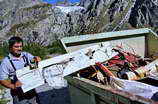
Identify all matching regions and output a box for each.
[30,56,41,69]
[0,80,22,90]
[15,80,22,88]
[12,81,22,89]
[34,56,41,62]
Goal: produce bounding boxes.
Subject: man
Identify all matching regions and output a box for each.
[0,36,41,104]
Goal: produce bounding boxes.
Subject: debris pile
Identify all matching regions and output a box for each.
[74,45,158,99]
[76,45,157,85]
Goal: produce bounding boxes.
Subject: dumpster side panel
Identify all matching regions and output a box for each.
[65,76,151,104]
[69,85,95,104]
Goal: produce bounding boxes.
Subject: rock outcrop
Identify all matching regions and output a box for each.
[0,0,158,45]
[0,0,43,43]
[0,0,86,45]
[80,0,158,33]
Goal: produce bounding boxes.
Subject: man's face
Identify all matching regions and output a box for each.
[10,42,23,57]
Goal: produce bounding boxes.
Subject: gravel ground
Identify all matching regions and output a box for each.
[36,83,71,104]
[5,83,71,104]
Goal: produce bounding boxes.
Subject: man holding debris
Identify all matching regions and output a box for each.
[0,36,41,104]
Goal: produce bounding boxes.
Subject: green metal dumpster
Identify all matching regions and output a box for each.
[60,28,158,104]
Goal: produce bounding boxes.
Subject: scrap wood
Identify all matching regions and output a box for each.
[95,62,115,77]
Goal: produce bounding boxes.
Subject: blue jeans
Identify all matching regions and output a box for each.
[12,95,39,104]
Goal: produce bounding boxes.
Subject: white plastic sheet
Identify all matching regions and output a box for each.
[111,77,158,99]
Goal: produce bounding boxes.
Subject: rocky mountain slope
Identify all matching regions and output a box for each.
[0,0,158,45]
[80,0,158,33]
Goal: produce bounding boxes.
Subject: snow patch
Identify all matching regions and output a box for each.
[55,6,85,14]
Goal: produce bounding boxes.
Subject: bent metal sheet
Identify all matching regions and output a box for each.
[16,42,118,92]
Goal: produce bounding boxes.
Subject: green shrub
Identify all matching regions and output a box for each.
[0,99,9,104]
[0,85,5,90]
[47,40,66,54]
[0,42,9,59]
[0,85,8,104]
[23,43,49,60]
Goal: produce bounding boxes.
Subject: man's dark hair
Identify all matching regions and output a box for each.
[8,36,23,48]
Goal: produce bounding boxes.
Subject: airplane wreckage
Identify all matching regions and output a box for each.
[16,28,158,104]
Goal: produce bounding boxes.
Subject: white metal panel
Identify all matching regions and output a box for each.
[61,28,149,44]
[66,36,145,57]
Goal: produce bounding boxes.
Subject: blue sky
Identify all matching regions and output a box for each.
[42,0,80,4]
